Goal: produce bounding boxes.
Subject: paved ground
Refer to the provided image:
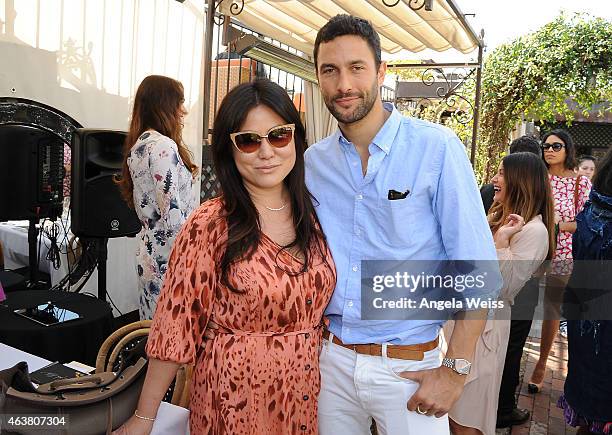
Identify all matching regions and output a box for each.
[495,324,576,435]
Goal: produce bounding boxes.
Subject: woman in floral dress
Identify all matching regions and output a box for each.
[113,79,336,435]
[116,75,198,319]
[528,129,591,393]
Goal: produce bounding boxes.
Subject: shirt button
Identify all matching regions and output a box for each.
[300,425,307,431]
[303,395,309,401]
[355,229,361,236]
[347,300,354,307]
[352,265,358,272]
[305,364,311,370]
[356,194,363,200]
[306,298,312,305]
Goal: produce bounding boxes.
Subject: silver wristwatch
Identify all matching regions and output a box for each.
[441,358,472,375]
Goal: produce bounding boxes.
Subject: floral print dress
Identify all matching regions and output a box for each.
[549,174,591,275]
[128,130,195,319]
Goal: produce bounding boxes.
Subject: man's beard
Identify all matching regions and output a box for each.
[324,79,379,124]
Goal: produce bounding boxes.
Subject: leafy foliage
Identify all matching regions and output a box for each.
[477,13,612,182]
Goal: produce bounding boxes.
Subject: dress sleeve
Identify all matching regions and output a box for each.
[496,221,549,303]
[576,176,592,215]
[148,137,191,230]
[145,205,218,364]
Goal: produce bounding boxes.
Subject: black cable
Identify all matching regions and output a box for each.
[48,236,95,292]
[43,221,61,270]
[104,288,124,316]
[36,218,44,279]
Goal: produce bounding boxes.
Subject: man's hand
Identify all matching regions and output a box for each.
[203,319,219,341]
[398,365,466,418]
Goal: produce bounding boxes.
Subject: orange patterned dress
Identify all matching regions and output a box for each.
[146,197,336,434]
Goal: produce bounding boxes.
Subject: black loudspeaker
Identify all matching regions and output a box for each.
[0,124,64,221]
[71,129,141,238]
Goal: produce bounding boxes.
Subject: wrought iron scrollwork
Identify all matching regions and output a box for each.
[423,67,476,124]
[395,66,477,125]
[383,0,432,11]
[214,0,245,16]
[420,67,476,124]
[214,14,226,26]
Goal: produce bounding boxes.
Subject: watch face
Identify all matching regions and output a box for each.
[454,359,471,374]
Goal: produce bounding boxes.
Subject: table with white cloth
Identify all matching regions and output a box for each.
[0,343,190,434]
[0,219,139,316]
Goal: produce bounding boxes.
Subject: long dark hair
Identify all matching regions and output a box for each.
[489,152,556,260]
[541,128,576,170]
[211,79,327,292]
[593,147,612,196]
[116,75,198,207]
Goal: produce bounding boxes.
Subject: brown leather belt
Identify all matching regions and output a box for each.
[323,330,439,361]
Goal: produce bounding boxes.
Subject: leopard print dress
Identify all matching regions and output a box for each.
[146,197,336,434]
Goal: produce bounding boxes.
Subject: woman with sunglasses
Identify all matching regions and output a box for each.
[113,79,336,435]
[528,129,591,393]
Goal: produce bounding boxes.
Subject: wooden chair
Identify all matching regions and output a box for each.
[95,320,193,408]
[96,320,152,373]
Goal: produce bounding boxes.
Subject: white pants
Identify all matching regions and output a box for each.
[318,335,450,435]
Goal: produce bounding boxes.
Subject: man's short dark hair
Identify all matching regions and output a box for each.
[509,135,540,155]
[314,14,382,70]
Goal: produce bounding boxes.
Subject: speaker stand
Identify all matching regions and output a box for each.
[26,218,44,289]
[94,238,109,301]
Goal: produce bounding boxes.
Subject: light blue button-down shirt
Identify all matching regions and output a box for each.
[304,103,501,345]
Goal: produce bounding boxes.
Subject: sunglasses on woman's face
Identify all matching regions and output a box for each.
[541,142,565,152]
[230,124,295,154]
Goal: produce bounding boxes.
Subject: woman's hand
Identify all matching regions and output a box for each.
[494,214,525,249]
[558,221,577,234]
[111,415,154,435]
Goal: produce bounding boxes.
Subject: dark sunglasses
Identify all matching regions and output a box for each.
[230,124,295,154]
[541,142,565,152]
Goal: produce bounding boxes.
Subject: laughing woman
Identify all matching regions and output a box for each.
[448,152,555,435]
[113,79,336,435]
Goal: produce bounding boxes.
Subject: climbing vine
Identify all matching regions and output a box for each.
[476,13,612,182]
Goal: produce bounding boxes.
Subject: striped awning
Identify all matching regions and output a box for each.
[219,0,481,56]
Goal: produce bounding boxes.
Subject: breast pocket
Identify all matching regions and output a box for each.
[372,197,416,247]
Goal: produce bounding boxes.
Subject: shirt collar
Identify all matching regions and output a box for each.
[335,102,401,155]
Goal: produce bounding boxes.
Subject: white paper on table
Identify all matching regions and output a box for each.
[0,343,52,371]
[64,360,96,374]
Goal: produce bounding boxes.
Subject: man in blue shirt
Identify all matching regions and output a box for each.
[306,15,501,434]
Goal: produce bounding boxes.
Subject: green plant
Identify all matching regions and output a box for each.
[477,13,612,181]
